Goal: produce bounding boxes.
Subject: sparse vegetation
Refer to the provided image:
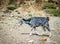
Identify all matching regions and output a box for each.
[45,9,60,16]
[28,13,32,16]
[41,2,56,9]
[7,5,17,10]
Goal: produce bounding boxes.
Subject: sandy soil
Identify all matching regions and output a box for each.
[0,8,60,44]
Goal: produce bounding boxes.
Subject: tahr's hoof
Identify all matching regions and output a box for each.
[29,33,32,36]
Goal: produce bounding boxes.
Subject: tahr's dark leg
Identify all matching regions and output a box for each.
[30,27,35,35]
[43,26,46,31]
[31,27,35,31]
[33,27,39,35]
[44,22,50,32]
[45,26,50,32]
[44,22,51,37]
[33,27,36,31]
[45,26,51,37]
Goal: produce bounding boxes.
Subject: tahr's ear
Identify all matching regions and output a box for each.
[47,17,49,21]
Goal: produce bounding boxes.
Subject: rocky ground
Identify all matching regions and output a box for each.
[0,8,60,44]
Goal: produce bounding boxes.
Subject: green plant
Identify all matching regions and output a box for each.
[41,2,56,9]
[45,9,60,16]
[7,5,17,10]
[28,13,32,16]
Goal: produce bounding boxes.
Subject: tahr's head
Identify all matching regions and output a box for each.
[19,19,24,26]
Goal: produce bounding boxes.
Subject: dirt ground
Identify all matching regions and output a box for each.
[0,7,60,44]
